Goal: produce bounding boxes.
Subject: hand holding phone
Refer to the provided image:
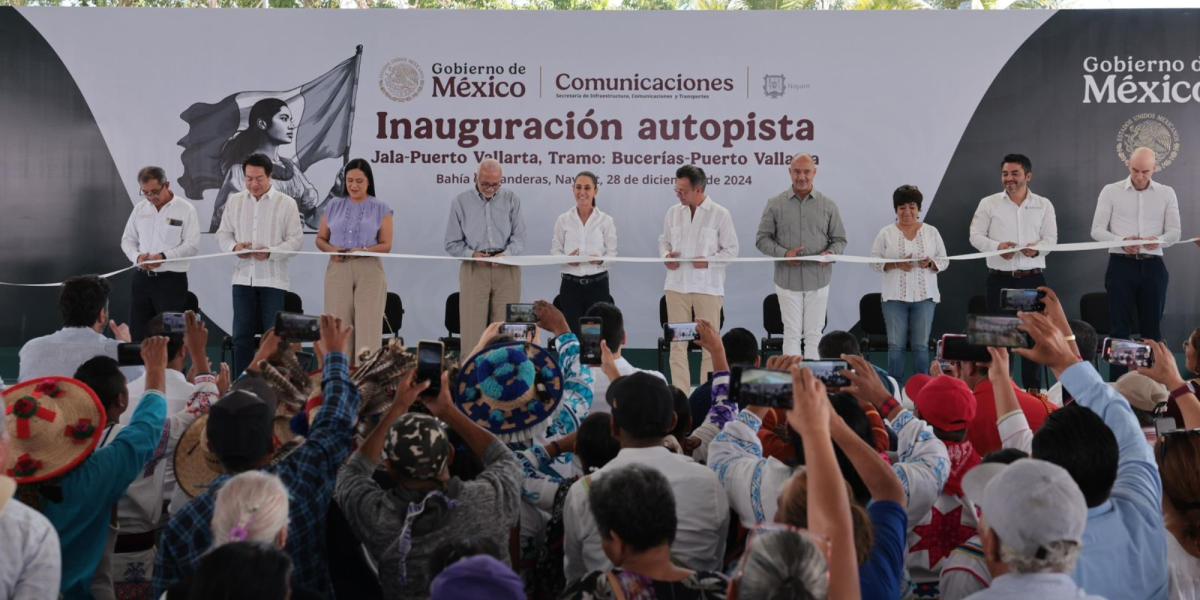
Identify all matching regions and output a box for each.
[579,317,603,366]
[416,341,445,395]
[1102,337,1154,368]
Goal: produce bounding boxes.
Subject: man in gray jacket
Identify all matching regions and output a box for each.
[756,154,847,359]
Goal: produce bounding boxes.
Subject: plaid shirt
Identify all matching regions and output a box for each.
[153,353,360,597]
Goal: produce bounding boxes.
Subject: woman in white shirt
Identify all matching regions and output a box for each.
[870,185,949,382]
[551,172,617,335]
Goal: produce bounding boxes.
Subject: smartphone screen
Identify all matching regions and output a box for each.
[506,303,537,324]
[803,360,851,388]
[966,315,1031,349]
[999,288,1045,312]
[416,341,444,393]
[274,312,321,342]
[580,317,603,366]
[663,322,699,343]
[940,334,992,363]
[1102,337,1154,368]
[731,367,794,408]
[500,322,536,340]
[161,312,187,334]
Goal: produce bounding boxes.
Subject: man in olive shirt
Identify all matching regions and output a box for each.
[756,154,847,359]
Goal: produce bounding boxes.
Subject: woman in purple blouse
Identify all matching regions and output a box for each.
[316,158,394,355]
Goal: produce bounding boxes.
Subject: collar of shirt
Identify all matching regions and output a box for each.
[987,572,1085,595]
[789,190,816,203]
[54,326,106,341]
[1003,190,1039,206]
[1121,176,1156,192]
[571,206,606,228]
[251,187,274,202]
[609,446,673,466]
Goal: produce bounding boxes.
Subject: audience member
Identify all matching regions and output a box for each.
[1156,430,1200,599]
[7,338,168,598]
[123,314,197,422]
[820,330,901,398]
[431,555,526,600]
[0,391,61,599]
[1014,295,1170,600]
[18,275,139,382]
[335,368,521,599]
[211,471,289,547]
[563,371,729,582]
[584,301,666,413]
[183,542,292,600]
[155,316,361,597]
[687,326,758,421]
[562,464,729,598]
[98,312,219,599]
[961,458,1103,599]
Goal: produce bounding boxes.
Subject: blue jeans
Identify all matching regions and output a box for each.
[882,299,936,382]
[232,285,286,376]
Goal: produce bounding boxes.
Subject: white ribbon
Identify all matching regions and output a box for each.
[3,237,1195,287]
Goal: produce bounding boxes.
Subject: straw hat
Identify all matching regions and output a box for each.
[2,377,106,484]
[173,414,224,498]
[453,341,563,443]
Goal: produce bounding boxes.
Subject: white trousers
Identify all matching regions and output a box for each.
[776,284,830,359]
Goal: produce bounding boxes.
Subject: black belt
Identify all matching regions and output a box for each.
[990,268,1043,278]
[115,529,158,553]
[563,272,609,285]
[134,269,186,279]
[1112,253,1161,261]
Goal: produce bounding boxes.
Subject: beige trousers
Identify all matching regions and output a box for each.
[459,261,522,353]
[665,290,723,394]
[325,256,388,357]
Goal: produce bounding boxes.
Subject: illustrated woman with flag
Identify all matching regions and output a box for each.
[207,98,321,231]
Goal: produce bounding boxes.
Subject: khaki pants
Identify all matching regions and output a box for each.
[459,261,522,353]
[325,256,388,357]
[666,290,723,394]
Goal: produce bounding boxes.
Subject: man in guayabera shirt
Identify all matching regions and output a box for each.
[445,158,528,352]
[756,154,848,359]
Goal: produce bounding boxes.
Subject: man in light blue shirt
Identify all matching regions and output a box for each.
[18,275,141,382]
[1014,305,1168,600]
[444,159,527,351]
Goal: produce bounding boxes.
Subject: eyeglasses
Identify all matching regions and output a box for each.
[478,181,501,190]
[139,184,166,199]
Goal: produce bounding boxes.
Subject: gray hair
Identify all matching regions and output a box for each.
[478,158,502,174]
[732,529,828,600]
[1000,540,1082,574]
[137,166,167,185]
[1130,146,1157,164]
[211,471,289,547]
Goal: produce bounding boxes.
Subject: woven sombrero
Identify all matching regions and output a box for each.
[3,377,106,485]
[173,414,224,498]
[453,341,564,443]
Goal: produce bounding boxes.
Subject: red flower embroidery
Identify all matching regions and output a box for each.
[6,396,56,439]
[9,453,43,478]
[34,381,63,398]
[64,418,97,444]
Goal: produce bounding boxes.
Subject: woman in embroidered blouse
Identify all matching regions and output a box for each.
[315,159,393,355]
[209,98,322,232]
[551,171,618,336]
[870,185,949,382]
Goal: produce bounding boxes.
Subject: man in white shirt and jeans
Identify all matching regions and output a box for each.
[215,153,304,376]
[583,301,666,413]
[968,153,1057,390]
[1090,146,1180,377]
[119,166,200,341]
[659,165,738,394]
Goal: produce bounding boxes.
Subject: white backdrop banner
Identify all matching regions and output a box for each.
[13,8,1175,347]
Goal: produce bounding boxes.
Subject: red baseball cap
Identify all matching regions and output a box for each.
[911,375,977,432]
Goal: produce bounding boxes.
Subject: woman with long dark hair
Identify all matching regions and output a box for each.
[208,98,321,232]
[551,171,617,335]
[315,158,393,355]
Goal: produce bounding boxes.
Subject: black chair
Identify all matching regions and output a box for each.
[858,293,888,353]
[1079,291,1113,337]
[760,294,784,359]
[656,295,724,374]
[439,292,462,356]
[382,292,404,340]
[967,294,988,316]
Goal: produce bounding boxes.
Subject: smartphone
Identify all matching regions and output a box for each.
[117,343,143,366]
[663,322,699,343]
[999,288,1045,312]
[1101,337,1154,368]
[730,367,794,409]
[506,303,537,324]
[416,340,444,394]
[500,322,536,339]
[935,339,954,372]
[274,312,321,342]
[940,334,993,363]
[965,315,1031,349]
[579,317,603,366]
[803,360,851,388]
[161,312,187,334]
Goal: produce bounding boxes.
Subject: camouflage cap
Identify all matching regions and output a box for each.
[383,413,452,481]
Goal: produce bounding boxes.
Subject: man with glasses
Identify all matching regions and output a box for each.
[120,166,200,341]
[445,158,527,351]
